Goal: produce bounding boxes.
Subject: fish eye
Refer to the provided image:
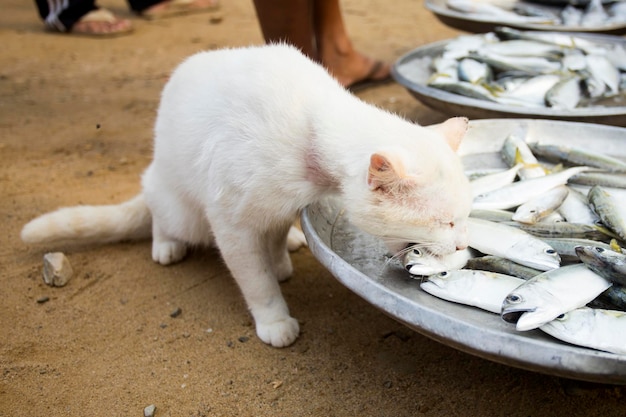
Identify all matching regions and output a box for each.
[595,247,605,253]
[506,294,521,303]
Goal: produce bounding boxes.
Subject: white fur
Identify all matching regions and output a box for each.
[21,44,472,347]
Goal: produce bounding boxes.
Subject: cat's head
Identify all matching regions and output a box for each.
[346,117,472,257]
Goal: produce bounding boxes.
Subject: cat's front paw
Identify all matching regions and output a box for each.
[152,240,187,265]
[256,317,300,347]
[287,226,307,252]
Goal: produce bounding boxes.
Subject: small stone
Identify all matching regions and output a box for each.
[238,336,249,343]
[36,296,50,304]
[143,404,156,417]
[170,307,182,318]
[42,252,73,287]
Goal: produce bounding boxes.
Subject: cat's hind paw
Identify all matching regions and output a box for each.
[256,317,300,347]
[152,239,187,265]
[287,226,307,252]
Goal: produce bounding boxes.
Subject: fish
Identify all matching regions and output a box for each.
[421,269,525,314]
[588,185,626,240]
[513,221,618,242]
[575,245,626,286]
[501,263,612,331]
[494,27,602,53]
[470,164,522,198]
[545,76,581,109]
[402,246,472,276]
[470,208,514,222]
[528,143,626,173]
[569,171,626,189]
[472,166,589,210]
[467,217,561,271]
[540,237,614,263]
[465,255,542,280]
[446,0,557,24]
[557,186,600,225]
[428,74,498,102]
[500,128,546,180]
[458,58,493,84]
[511,185,569,224]
[539,307,626,355]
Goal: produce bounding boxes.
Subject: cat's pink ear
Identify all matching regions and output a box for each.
[367,152,405,191]
[431,117,468,151]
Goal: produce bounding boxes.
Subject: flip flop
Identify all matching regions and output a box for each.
[66,9,134,37]
[347,60,393,93]
[141,0,221,20]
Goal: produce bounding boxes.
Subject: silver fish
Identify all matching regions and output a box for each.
[421,269,525,314]
[540,237,614,263]
[498,74,562,107]
[545,76,581,110]
[458,58,493,84]
[575,245,626,286]
[501,263,612,331]
[470,208,514,223]
[588,185,626,241]
[540,307,626,355]
[402,246,472,276]
[528,142,626,173]
[468,217,561,271]
[470,164,522,198]
[557,186,600,225]
[500,128,546,180]
[428,74,498,102]
[512,185,569,224]
[513,221,618,242]
[465,255,542,280]
[570,171,626,189]
[472,166,589,210]
[494,27,602,54]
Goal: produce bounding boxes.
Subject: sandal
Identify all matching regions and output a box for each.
[69,9,134,37]
[141,0,221,20]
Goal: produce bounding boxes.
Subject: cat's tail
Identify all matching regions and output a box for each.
[21,194,152,245]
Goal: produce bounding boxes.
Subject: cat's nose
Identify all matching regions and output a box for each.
[456,242,468,251]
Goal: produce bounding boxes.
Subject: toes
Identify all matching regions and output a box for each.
[256,317,300,348]
[152,240,187,265]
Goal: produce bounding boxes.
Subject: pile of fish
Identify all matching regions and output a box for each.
[399,127,626,355]
[445,0,626,28]
[427,27,626,110]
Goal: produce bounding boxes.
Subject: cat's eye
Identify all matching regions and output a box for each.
[412,248,422,255]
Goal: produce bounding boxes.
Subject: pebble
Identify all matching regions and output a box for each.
[42,252,73,287]
[170,307,182,318]
[143,404,156,417]
[36,296,50,304]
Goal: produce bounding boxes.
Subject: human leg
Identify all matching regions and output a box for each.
[251,0,317,59]
[312,0,390,89]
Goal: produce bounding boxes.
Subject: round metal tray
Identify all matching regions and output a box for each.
[300,118,626,384]
[425,0,626,34]
[391,32,626,126]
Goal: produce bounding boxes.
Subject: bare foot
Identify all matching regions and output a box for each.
[71,9,133,36]
[141,0,220,20]
[321,50,391,89]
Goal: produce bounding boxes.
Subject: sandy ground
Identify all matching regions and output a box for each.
[2,0,626,415]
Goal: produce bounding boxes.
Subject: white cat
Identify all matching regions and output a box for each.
[21,44,472,347]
